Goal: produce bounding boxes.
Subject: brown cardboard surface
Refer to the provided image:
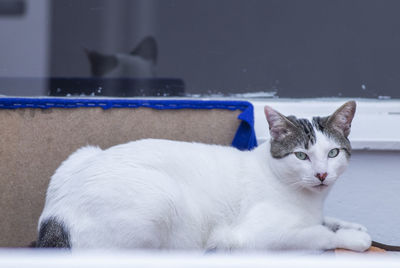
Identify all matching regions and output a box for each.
[0,107,241,247]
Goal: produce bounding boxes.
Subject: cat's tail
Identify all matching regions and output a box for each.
[371,240,400,251]
[36,217,71,248]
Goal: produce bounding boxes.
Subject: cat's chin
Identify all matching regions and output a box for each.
[308,184,330,192]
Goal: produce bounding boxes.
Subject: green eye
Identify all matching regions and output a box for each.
[294,152,308,160]
[328,148,340,158]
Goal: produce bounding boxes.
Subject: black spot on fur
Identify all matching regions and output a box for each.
[36,217,71,248]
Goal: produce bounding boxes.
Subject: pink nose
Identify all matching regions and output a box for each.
[315,172,328,182]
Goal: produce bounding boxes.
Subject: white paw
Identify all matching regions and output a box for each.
[206,227,243,251]
[324,217,368,233]
[335,229,372,252]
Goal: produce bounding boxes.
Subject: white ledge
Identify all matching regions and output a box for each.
[0,250,399,268]
[351,140,400,151]
[250,99,400,152]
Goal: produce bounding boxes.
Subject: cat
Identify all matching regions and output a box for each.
[36,101,372,251]
[85,36,157,78]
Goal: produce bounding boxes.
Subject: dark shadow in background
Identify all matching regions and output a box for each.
[2,0,400,98]
[48,0,400,98]
[0,0,25,16]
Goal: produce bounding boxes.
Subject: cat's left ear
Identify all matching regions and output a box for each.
[327,101,356,137]
[264,106,296,141]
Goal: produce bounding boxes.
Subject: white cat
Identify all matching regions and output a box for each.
[36,101,371,251]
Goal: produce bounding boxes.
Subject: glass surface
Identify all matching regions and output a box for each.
[0,0,399,98]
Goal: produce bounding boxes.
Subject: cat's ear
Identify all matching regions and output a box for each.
[84,48,118,77]
[131,36,158,63]
[264,106,296,141]
[327,101,356,137]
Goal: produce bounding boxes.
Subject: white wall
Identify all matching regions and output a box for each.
[325,150,400,245]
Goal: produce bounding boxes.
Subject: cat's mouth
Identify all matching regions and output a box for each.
[312,184,329,190]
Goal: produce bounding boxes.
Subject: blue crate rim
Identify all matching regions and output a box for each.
[0,97,252,111]
[0,97,258,150]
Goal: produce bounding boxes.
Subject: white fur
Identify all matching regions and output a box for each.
[38,130,371,251]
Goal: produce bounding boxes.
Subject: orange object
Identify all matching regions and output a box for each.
[335,246,386,254]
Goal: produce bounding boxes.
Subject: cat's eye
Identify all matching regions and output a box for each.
[328,148,340,158]
[294,152,308,160]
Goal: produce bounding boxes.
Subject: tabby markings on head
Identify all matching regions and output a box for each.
[312,116,352,156]
[270,116,317,159]
[269,115,352,159]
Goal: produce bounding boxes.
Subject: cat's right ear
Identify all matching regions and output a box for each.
[327,101,356,138]
[264,106,295,141]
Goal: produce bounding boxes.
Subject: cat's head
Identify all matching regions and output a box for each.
[85,36,157,77]
[264,101,356,192]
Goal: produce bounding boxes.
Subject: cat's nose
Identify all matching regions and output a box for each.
[315,172,328,182]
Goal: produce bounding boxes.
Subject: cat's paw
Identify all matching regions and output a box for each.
[324,217,368,233]
[335,229,371,252]
[342,222,368,233]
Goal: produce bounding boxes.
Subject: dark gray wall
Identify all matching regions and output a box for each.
[0,0,49,96]
[48,0,400,98]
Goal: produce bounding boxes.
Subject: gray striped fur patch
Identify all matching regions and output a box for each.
[312,116,352,156]
[270,115,351,158]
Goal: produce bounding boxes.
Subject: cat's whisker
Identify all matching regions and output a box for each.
[287,181,305,190]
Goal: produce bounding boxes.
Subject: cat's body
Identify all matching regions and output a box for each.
[37,101,372,251]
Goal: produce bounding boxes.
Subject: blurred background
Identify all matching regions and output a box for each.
[1,0,400,98]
